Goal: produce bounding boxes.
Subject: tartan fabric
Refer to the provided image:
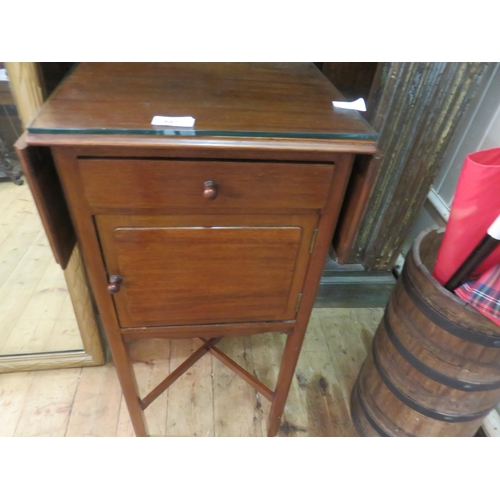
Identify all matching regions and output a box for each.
[455,264,500,327]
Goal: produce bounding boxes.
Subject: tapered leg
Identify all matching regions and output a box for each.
[266,154,356,437]
[108,333,149,437]
[267,328,307,436]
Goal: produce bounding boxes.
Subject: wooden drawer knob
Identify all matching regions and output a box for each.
[203,180,218,200]
[108,275,122,294]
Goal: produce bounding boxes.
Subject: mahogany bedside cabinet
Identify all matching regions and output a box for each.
[15,63,377,436]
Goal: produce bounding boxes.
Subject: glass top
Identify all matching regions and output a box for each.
[28,63,378,142]
[27,127,377,140]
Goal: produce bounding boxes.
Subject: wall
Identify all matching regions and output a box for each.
[401,63,500,256]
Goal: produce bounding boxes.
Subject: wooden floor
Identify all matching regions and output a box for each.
[0,307,383,436]
[0,180,83,355]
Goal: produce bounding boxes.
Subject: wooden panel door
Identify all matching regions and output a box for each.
[96,215,318,328]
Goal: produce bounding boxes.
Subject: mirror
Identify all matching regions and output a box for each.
[0,62,104,372]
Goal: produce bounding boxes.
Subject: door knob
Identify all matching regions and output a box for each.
[108,275,122,294]
[203,180,218,200]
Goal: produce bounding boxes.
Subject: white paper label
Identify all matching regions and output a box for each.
[332,98,366,112]
[151,116,195,127]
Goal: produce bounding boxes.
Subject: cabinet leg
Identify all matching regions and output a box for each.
[267,328,306,437]
[108,334,149,437]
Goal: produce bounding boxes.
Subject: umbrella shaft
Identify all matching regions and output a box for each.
[444,234,500,291]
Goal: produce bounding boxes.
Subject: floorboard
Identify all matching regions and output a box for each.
[0,307,385,437]
[13,368,81,437]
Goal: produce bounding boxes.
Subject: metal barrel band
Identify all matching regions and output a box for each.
[384,310,500,392]
[401,263,500,349]
[353,377,391,437]
[371,341,491,423]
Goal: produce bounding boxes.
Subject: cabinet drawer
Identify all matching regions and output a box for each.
[77,158,335,211]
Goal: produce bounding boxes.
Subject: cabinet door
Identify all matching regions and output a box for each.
[96,215,318,328]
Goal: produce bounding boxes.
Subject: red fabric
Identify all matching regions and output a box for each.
[433,147,500,285]
[455,264,500,327]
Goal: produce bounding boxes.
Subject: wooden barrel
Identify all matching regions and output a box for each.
[351,228,500,436]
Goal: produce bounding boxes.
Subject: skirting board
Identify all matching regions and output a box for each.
[314,258,396,308]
